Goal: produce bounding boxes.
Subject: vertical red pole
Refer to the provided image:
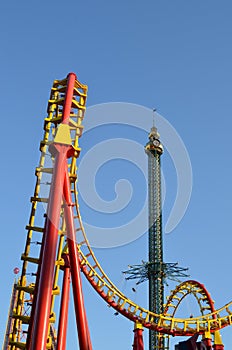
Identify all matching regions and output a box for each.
[202,337,212,349]
[62,73,77,124]
[132,332,138,350]
[63,169,92,350]
[56,254,71,350]
[29,146,70,350]
[133,324,144,350]
[136,329,144,350]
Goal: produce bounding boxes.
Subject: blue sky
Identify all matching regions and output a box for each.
[1,1,232,348]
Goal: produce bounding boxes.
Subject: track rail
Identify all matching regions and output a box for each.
[163,280,218,347]
[164,280,216,318]
[71,165,232,336]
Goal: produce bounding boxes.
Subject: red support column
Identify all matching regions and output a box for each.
[202,332,212,349]
[203,338,212,349]
[29,145,71,350]
[63,169,92,350]
[62,72,77,124]
[132,332,138,350]
[57,254,71,350]
[132,323,144,350]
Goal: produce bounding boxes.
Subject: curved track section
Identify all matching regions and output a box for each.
[164,280,216,319]
[70,181,232,336]
[163,280,217,346]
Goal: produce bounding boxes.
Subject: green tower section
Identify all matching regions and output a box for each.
[123,125,188,350]
[145,126,165,350]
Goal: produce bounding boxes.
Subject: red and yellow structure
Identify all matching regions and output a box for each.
[3,73,230,349]
[3,73,90,349]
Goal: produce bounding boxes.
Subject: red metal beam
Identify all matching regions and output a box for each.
[29,144,72,350]
[132,325,144,350]
[63,169,92,350]
[62,73,76,124]
[57,254,71,350]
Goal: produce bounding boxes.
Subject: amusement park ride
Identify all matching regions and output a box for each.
[2,73,231,349]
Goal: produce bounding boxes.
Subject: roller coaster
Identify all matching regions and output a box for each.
[3,73,230,349]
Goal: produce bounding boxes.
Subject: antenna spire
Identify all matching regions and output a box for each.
[152,108,157,127]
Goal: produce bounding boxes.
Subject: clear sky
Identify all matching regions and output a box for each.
[1,1,232,349]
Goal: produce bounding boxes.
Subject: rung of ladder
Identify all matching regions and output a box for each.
[201,306,211,311]
[48,98,64,105]
[44,116,62,124]
[40,140,52,151]
[73,87,87,97]
[88,270,94,277]
[21,255,39,264]
[16,285,35,294]
[26,225,44,233]
[35,167,53,174]
[31,197,49,203]
[12,314,30,323]
[71,99,86,110]
[8,341,26,349]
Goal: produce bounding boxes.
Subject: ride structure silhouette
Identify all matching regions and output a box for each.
[3,73,229,350]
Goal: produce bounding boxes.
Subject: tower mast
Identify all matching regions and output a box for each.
[145,125,164,350]
[123,119,188,349]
